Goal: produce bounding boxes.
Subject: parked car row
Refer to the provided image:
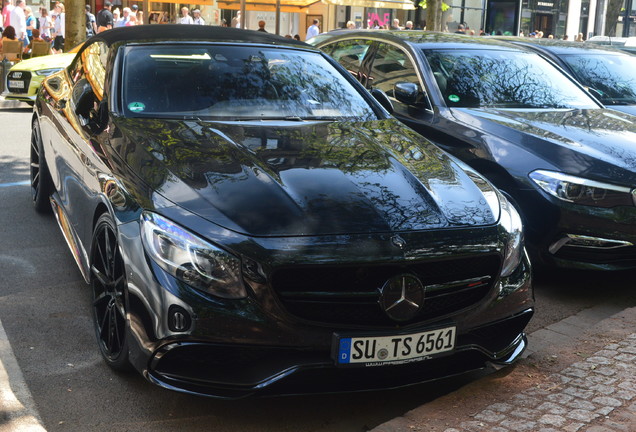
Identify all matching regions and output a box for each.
[309,31,636,272]
[24,25,634,399]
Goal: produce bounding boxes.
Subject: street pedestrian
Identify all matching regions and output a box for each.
[51,2,64,53]
[38,7,52,41]
[96,1,113,33]
[9,0,26,48]
[2,0,12,28]
[257,20,266,32]
[192,9,204,25]
[231,11,240,28]
[85,4,96,37]
[305,18,319,40]
[178,7,193,24]
[131,4,142,25]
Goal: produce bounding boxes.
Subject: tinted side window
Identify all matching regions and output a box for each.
[321,39,372,77]
[368,43,419,96]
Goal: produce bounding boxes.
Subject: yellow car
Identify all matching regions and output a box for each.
[4,44,81,105]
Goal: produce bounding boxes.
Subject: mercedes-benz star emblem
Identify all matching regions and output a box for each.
[379,274,424,322]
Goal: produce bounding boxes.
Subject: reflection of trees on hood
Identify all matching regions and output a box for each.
[113,117,471,198]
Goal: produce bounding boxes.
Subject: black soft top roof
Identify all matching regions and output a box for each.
[91,24,311,49]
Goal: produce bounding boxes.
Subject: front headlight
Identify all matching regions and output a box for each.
[499,192,524,277]
[140,212,246,299]
[35,68,63,76]
[530,170,636,208]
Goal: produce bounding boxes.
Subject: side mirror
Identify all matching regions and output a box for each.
[371,88,394,114]
[394,82,423,106]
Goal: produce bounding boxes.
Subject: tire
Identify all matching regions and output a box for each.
[90,213,131,371]
[30,120,52,213]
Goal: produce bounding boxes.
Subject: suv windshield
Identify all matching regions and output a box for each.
[121,44,378,121]
[423,48,598,109]
[559,53,636,105]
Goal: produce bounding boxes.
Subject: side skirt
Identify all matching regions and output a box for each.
[49,194,91,283]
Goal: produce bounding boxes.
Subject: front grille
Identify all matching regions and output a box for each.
[554,243,636,265]
[6,70,31,94]
[272,254,501,326]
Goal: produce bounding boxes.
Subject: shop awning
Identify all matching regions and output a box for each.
[215,0,414,11]
[216,0,319,12]
[321,0,415,9]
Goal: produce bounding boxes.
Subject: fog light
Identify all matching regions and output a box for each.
[168,305,192,332]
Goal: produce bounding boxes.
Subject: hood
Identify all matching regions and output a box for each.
[13,53,75,71]
[451,108,636,184]
[111,118,497,237]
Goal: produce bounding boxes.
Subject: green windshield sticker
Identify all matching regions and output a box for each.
[448,95,460,103]
[128,102,146,112]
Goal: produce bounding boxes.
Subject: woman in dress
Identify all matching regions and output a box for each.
[38,7,53,42]
[51,2,64,53]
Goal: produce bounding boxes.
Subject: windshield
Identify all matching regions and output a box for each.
[423,48,598,109]
[121,44,378,121]
[559,53,636,105]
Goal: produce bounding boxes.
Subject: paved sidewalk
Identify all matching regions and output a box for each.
[372,305,636,432]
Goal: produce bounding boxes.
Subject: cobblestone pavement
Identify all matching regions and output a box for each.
[372,306,636,432]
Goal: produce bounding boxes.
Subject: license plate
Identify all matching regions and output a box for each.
[8,80,24,89]
[334,325,456,366]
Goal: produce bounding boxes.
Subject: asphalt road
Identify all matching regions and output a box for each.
[1,101,634,431]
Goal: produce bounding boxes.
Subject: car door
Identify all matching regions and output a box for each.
[361,41,480,156]
[67,40,113,250]
[40,52,95,239]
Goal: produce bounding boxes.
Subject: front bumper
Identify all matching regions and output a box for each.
[146,309,533,399]
[518,188,636,271]
[4,93,36,104]
[118,217,534,399]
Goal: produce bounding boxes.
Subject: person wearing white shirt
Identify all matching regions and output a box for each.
[114,7,130,27]
[305,18,319,40]
[38,7,52,40]
[51,2,65,53]
[192,9,204,25]
[9,0,26,45]
[178,7,193,24]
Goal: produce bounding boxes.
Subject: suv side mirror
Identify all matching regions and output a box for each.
[394,82,424,106]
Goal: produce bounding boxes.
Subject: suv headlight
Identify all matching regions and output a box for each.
[141,212,246,299]
[498,192,524,277]
[530,170,636,208]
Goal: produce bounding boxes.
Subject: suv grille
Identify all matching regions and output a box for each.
[7,70,31,94]
[272,254,501,326]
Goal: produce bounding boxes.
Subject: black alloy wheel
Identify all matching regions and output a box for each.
[30,120,52,213]
[91,214,131,370]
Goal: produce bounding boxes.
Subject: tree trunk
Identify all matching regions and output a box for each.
[65,0,85,52]
[604,0,623,36]
[426,0,443,31]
